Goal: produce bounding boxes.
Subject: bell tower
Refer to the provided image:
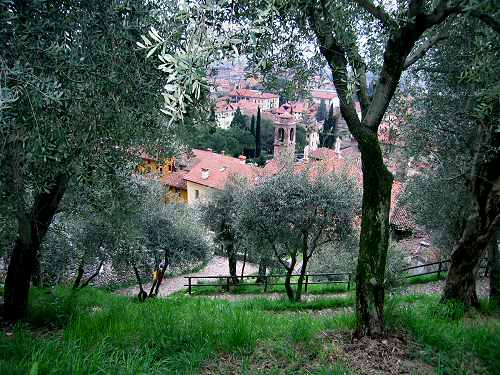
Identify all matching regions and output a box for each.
[273,112,296,161]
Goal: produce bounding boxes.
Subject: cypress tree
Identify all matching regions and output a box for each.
[316,99,327,122]
[255,107,262,157]
[250,115,255,135]
[230,108,247,129]
[321,104,336,148]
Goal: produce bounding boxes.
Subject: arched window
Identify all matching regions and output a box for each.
[278,128,285,142]
[290,128,295,142]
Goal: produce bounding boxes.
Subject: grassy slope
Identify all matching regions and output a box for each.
[0,288,498,375]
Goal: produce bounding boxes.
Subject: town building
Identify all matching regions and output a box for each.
[273,112,297,161]
[229,89,279,110]
[311,89,340,108]
[161,149,257,204]
[214,101,237,129]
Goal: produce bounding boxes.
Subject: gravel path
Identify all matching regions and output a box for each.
[400,277,490,298]
[117,256,258,298]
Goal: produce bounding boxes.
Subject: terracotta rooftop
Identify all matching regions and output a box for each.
[215,101,237,113]
[229,88,279,100]
[161,170,188,189]
[389,181,416,232]
[236,100,260,115]
[309,147,340,161]
[311,90,338,100]
[182,149,258,190]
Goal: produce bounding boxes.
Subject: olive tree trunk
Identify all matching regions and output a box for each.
[294,256,310,302]
[284,255,297,302]
[3,174,68,320]
[256,256,267,284]
[355,141,393,337]
[226,241,239,284]
[489,227,500,305]
[442,127,499,306]
[73,260,85,289]
[306,0,458,338]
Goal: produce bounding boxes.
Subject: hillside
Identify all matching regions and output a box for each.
[1,287,499,374]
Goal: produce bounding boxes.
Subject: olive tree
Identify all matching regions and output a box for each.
[199,177,247,284]
[239,166,360,302]
[401,18,500,306]
[139,181,212,295]
[140,0,499,336]
[0,0,181,319]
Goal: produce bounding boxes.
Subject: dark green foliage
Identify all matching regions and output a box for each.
[259,118,276,154]
[315,100,327,122]
[255,107,262,157]
[320,104,336,148]
[295,126,306,152]
[250,115,255,135]
[182,125,255,157]
[230,108,248,129]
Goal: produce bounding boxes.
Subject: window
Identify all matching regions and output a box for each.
[278,128,285,142]
[290,128,294,142]
[195,189,199,199]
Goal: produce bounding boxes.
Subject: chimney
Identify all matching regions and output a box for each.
[221,150,225,155]
[238,155,247,164]
[201,168,210,180]
[207,148,213,152]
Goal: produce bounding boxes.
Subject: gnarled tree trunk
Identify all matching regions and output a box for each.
[442,127,499,306]
[489,227,500,306]
[355,139,393,337]
[73,260,85,289]
[4,174,68,320]
[284,255,297,302]
[295,256,309,303]
[226,241,239,284]
[256,256,268,284]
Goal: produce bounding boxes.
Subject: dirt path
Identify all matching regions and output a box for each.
[400,277,490,298]
[117,256,258,298]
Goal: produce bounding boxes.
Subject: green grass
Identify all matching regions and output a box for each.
[1,287,498,375]
[0,288,354,374]
[404,272,447,285]
[237,294,354,313]
[183,277,350,297]
[386,294,500,375]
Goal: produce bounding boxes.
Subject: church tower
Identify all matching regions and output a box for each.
[273,112,296,161]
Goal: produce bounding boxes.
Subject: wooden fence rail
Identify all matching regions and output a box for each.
[184,258,489,295]
[185,272,351,295]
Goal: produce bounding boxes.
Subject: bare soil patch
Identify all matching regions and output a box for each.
[201,330,435,375]
[323,330,434,375]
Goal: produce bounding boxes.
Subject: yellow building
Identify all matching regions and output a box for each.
[162,149,257,205]
[136,151,175,176]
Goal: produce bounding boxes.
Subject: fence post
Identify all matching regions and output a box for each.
[437,262,442,279]
[188,277,192,295]
[347,274,351,291]
[305,275,309,293]
[264,275,268,292]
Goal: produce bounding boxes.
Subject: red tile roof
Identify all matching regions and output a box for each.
[229,89,279,100]
[311,90,338,100]
[389,181,416,232]
[215,101,236,113]
[236,100,260,115]
[309,147,339,161]
[161,171,188,189]
[182,149,258,190]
